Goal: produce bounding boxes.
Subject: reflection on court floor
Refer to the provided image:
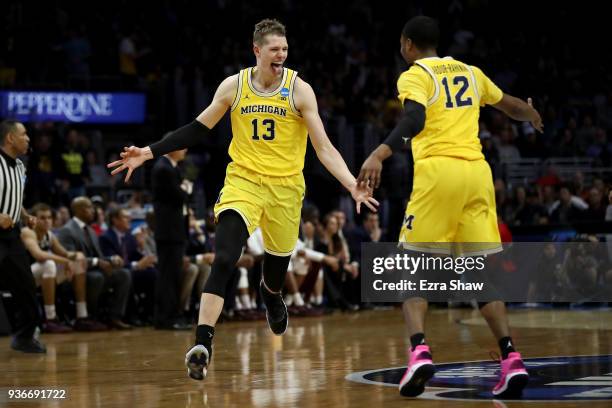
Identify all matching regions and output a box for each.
[1,308,611,407]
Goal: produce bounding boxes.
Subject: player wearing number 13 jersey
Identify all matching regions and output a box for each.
[215,66,309,256]
[107,18,377,383]
[229,67,306,177]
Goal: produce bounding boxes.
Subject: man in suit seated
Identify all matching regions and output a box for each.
[56,197,132,330]
[100,207,157,324]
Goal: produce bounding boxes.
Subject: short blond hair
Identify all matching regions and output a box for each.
[253,19,286,46]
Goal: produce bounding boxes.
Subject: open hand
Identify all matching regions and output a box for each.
[349,182,379,214]
[357,154,383,189]
[107,146,151,183]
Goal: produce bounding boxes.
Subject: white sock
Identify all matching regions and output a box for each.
[44,304,56,320]
[285,294,294,306]
[240,294,251,309]
[235,296,243,310]
[76,302,88,319]
[294,292,305,307]
[315,295,323,305]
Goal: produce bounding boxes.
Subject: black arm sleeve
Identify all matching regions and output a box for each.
[149,120,210,158]
[382,100,426,153]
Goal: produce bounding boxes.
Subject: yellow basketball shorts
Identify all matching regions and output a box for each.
[214,162,305,256]
[399,157,501,256]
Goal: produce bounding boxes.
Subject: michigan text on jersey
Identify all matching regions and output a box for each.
[240,105,287,117]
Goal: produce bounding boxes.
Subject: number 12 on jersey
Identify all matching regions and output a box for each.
[441,76,473,108]
[252,118,275,141]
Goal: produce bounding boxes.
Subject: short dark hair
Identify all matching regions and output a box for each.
[253,19,286,46]
[30,203,52,217]
[108,207,126,225]
[402,16,439,50]
[0,119,19,145]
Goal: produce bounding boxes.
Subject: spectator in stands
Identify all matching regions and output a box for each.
[560,236,600,300]
[527,242,562,302]
[494,179,514,224]
[586,128,611,166]
[583,187,606,222]
[332,209,351,260]
[593,178,607,196]
[512,187,549,226]
[21,203,106,332]
[59,129,89,202]
[541,185,558,215]
[480,130,499,174]
[61,27,92,81]
[550,185,588,224]
[536,165,561,187]
[518,124,546,158]
[85,150,111,190]
[497,127,521,162]
[577,115,598,147]
[182,210,214,317]
[348,211,381,265]
[317,213,359,309]
[52,206,71,230]
[56,197,132,329]
[552,128,579,157]
[24,132,60,207]
[118,30,138,84]
[99,207,157,324]
[572,171,589,201]
[90,195,108,236]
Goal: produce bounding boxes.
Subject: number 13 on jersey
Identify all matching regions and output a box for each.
[252,118,275,141]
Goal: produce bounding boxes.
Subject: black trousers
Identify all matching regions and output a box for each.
[86,268,131,320]
[154,240,185,325]
[0,228,41,340]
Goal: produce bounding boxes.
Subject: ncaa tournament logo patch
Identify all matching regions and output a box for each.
[346,355,612,401]
[280,87,290,98]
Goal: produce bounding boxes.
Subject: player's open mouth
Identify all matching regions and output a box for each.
[271,62,283,74]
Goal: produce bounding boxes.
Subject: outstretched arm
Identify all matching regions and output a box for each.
[493,95,543,132]
[294,78,378,214]
[357,100,425,188]
[107,74,238,182]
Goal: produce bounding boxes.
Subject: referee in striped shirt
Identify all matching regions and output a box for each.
[0,119,46,353]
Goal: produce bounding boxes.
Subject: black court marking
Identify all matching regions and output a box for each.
[346,355,612,402]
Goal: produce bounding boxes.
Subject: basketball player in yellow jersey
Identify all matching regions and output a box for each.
[358,16,542,398]
[108,19,378,381]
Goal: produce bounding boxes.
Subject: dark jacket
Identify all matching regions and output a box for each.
[56,218,105,269]
[151,156,188,242]
[99,228,141,267]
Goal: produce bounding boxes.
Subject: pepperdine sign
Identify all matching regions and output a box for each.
[0,91,146,123]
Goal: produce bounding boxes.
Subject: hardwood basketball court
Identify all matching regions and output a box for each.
[2,307,611,407]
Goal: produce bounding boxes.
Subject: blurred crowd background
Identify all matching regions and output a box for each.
[1,1,611,332]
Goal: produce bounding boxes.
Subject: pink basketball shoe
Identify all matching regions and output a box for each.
[398,345,435,397]
[492,352,529,398]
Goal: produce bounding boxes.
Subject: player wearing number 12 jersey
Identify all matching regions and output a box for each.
[358,16,542,398]
[108,19,378,382]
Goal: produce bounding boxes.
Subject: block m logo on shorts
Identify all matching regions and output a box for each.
[403,214,415,230]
